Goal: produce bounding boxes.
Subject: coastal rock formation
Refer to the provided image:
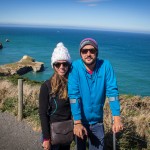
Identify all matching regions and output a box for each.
[0,55,44,76]
[0,42,3,49]
[5,39,10,42]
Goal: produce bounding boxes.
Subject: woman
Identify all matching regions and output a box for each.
[39,42,72,150]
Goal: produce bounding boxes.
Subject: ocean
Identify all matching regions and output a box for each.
[0,26,150,96]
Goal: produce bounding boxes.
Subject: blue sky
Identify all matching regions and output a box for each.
[0,0,150,33]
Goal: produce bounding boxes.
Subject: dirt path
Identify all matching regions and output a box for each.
[0,112,43,150]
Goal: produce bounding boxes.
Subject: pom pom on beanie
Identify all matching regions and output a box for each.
[51,42,71,68]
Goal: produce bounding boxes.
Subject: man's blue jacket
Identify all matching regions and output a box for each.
[68,59,120,124]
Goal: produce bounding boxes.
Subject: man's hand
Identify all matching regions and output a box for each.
[74,123,88,139]
[112,116,124,133]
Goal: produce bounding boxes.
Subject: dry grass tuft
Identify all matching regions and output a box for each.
[104,95,150,149]
[0,80,18,103]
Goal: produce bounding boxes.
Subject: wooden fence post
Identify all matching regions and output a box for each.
[18,79,23,121]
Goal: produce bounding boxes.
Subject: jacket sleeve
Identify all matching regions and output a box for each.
[39,83,50,139]
[68,63,82,121]
[105,60,120,116]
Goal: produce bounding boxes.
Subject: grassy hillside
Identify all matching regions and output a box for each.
[0,75,149,150]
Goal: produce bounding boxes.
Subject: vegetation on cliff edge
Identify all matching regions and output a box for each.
[0,75,149,150]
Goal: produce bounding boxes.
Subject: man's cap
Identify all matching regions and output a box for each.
[79,38,98,51]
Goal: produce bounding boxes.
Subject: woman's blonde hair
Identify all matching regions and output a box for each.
[49,72,68,100]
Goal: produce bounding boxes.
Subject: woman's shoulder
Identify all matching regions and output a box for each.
[40,80,51,91]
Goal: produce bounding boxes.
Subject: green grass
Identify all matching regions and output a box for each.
[23,104,41,127]
[0,96,40,130]
[0,74,43,86]
[0,98,17,115]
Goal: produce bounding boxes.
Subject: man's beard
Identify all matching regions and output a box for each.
[82,56,96,66]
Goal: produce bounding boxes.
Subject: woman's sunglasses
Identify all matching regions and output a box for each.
[81,48,97,54]
[53,62,69,68]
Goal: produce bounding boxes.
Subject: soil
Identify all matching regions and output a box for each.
[0,112,43,150]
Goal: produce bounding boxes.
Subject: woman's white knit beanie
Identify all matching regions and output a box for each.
[51,42,71,68]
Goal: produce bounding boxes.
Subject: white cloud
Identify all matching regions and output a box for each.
[78,0,108,3]
[88,4,97,6]
[78,0,109,7]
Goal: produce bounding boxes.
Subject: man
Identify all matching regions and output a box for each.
[68,38,123,150]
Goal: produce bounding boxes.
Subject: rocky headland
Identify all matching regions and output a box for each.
[0,42,3,49]
[0,55,44,76]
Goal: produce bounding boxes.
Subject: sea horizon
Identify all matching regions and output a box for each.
[0,24,150,35]
[0,26,150,96]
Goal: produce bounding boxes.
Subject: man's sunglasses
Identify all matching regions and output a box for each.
[53,62,69,68]
[81,48,97,54]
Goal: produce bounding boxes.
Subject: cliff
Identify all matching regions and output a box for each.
[0,55,44,76]
[0,76,149,149]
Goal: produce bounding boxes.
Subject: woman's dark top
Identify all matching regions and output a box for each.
[39,81,71,139]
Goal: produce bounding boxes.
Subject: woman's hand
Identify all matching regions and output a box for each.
[42,139,51,150]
